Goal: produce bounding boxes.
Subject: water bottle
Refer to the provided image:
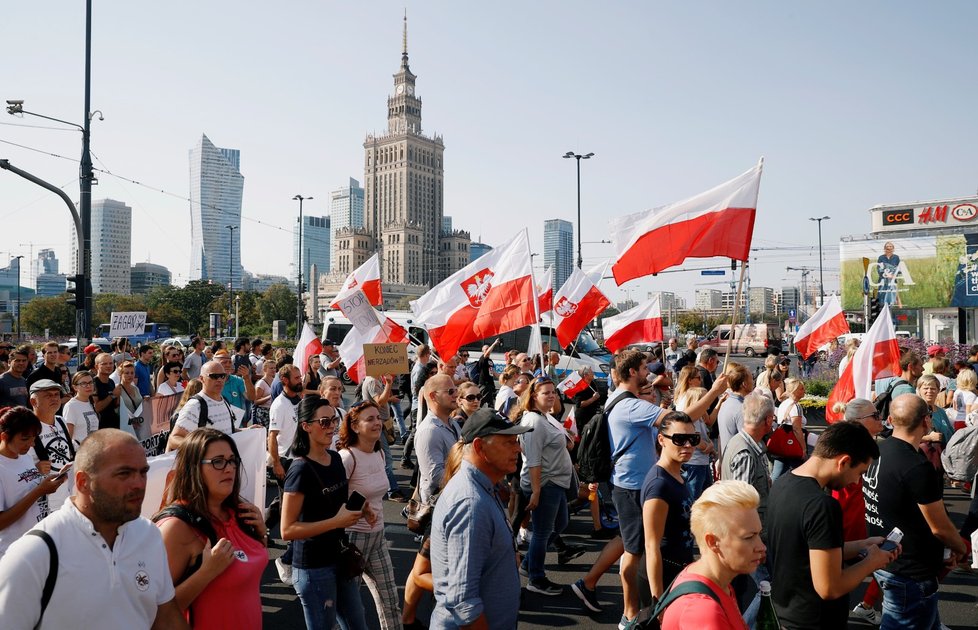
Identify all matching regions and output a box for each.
[757,581,782,630]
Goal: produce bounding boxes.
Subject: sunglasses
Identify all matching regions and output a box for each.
[438,388,459,397]
[206,373,228,380]
[201,457,239,470]
[168,369,182,375]
[305,415,339,428]
[661,433,701,447]
[460,393,480,402]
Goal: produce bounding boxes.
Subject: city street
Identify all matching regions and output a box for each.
[259,434,978,629]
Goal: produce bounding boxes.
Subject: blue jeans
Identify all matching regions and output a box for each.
[293,564,366,630]
[380,432,400,494]
[681,463,713,502]
[523,481,569,581]
[391,400,408,436]
[771,458,801,481]
[874,569,941,630]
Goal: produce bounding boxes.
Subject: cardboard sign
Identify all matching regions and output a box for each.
[337,289,381,333]
[108,311,147,338]
[363,343,409,377]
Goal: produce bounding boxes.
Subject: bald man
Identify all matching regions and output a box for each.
[414,374,461,504]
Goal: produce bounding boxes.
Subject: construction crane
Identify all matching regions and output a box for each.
[785,266,820,321]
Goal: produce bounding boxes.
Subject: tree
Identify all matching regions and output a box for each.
[21,296,75,337]
[258,284,297,326]
[167,281,227,336]
[93,294,147,329]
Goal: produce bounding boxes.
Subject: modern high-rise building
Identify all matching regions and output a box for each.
[469,241,493,263]
[329,178,365,271]
[33,249,58,288]
[748,287,775,315]
[442,216,453,234]
[329,16,470,307]
[189,134,243,289]
[295,215,331,288]
[695,289,723,310]
[543,219,574,292]
[130,262,172,294]
[71,199,131,294]
[35,274,67,298]
[780,286,800,313]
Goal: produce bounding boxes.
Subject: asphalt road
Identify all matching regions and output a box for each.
[259,436,978,629]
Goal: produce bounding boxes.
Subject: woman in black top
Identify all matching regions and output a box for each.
[281,397,371,629]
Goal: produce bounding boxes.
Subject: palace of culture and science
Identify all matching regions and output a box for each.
[320,19,471,309]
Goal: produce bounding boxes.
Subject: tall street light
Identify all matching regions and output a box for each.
[809,216,830,304]
[226,224,236,335]
[562,151,594,269]
[293,195,313,336]
[13,256,23,339]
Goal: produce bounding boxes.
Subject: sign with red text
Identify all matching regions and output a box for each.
[871,197,978,233]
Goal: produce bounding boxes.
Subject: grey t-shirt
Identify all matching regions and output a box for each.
[0,373,29,408]
[183,352,203,380]
[362,376,390,420]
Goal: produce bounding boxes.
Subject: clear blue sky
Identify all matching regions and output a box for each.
[2,1,976,308]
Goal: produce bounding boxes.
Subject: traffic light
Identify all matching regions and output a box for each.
[869,295,881,322]
[66,274,85,310]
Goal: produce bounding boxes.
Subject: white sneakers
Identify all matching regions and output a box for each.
[275,557,294,586]
[850,603,881,625]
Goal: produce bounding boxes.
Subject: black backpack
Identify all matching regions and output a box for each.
[577,391,637,484]
[169,395,237,432]
[874,378,908,424]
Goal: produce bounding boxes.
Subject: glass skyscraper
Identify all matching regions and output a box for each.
[329,178,365,271]
[543,218,574,292]
[294,214,331,287]
[189,134,243,288]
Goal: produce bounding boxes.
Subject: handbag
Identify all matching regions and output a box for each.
[766,423,804,460]
[405,486,438,534]
[336,535,366,580]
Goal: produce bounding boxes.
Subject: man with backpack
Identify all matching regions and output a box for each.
[874,350,921,404]
[606,349,728,630]
[167,361,237,450]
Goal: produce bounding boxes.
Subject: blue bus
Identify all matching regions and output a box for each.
[97,322,171,345]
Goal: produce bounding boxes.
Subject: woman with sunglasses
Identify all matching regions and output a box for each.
[641,411,698,603]
[452,382,481,427]
[155,428,268,626]
[675,387,717,502]
[517,377,576,596]
[338,401,402,630]
[157,361,186,397]
[63,370,100,446]
[282,397,369,630]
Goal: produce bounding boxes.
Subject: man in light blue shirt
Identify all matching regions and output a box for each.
[430,408,531,630]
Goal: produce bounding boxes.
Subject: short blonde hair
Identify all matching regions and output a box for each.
[690,480,760,543]
[784,377,804,398]
[956,368,977,393]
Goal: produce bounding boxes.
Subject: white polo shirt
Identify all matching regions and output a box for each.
[0,499,174,629]
[269,393,301,458]
[174,394,236,436]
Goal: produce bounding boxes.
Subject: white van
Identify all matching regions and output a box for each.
[320,310,430,383]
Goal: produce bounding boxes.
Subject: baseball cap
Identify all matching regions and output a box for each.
[84,344,100,354]
[461,408,533,444]
[322,339,337,347]
[29,379,65,395]
[926,344,945,357]
[647,361,666,376]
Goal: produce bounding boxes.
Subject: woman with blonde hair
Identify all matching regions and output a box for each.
[838,338,860,376]
[676,387,717,501]
[951,368,977,431]
[772,377,807,480]
[494,364,521,414]
[754,355,787,401]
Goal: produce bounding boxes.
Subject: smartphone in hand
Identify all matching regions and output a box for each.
[53,463,73,481]
[880,527,903,552]
[346,491,366,511]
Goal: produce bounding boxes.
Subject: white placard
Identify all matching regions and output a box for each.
[337,289,381,333]
[108,311,147,338]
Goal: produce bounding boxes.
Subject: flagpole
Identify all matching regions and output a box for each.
[526,228,546,370]
[723,261,748,372]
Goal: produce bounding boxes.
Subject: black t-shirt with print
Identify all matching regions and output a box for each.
[284,453,349,570]
[766,472,846,630]
[94,377,120,430]
[863,437,945,580]
[640,466,695,565]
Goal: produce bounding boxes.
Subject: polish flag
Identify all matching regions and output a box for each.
[602,297,664,353]
[537,266,554,314]
[553,266,611,347]
[793,296,850,360]
[295,323,323,376]
[338,310,409,384]
[557,371,590,399]
[411,230,536,359]
[610,162,762,285]
[330,253,382,309]
[826,304,901,422]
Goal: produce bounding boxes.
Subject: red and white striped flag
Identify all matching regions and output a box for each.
[610,162,762,285]
[793,296,850,360]
[826,304,901,422]
[295,322,323,376]
[553,266,611,347]
[537,266,554,314]
[411,231,536,359]
[338,312,409,384]
[557,371,589,398]
[330,253,382,309]
[602,297,663,354]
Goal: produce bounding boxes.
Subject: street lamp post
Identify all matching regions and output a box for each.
[293,195,312,336]
[13,256,23,339]
[562,151,594,269]
[809,216,830,304]
[226,224,236,335]
[235,295,240,338]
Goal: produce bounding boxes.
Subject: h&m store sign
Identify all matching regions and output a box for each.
[872,198,978,233]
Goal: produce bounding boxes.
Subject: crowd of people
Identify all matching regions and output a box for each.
[0,332,974,629]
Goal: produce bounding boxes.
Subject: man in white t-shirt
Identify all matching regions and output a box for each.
[0,429,187,629]
[167,360,236,451]
[29,379,74,513]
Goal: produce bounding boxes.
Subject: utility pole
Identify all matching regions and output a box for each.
[293,195,313,336]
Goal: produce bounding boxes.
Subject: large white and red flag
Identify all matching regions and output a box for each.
[553,266,611,347]
[537,266,554,314]
[330,253,382,309]
[410,231,536,359]
[557,371,589,398]
[826,304,901,422]
[602,297,663,353]
[793,296,850,360]
[610,161,762,285]
[338,311,409,384]
[295,323,323,376]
